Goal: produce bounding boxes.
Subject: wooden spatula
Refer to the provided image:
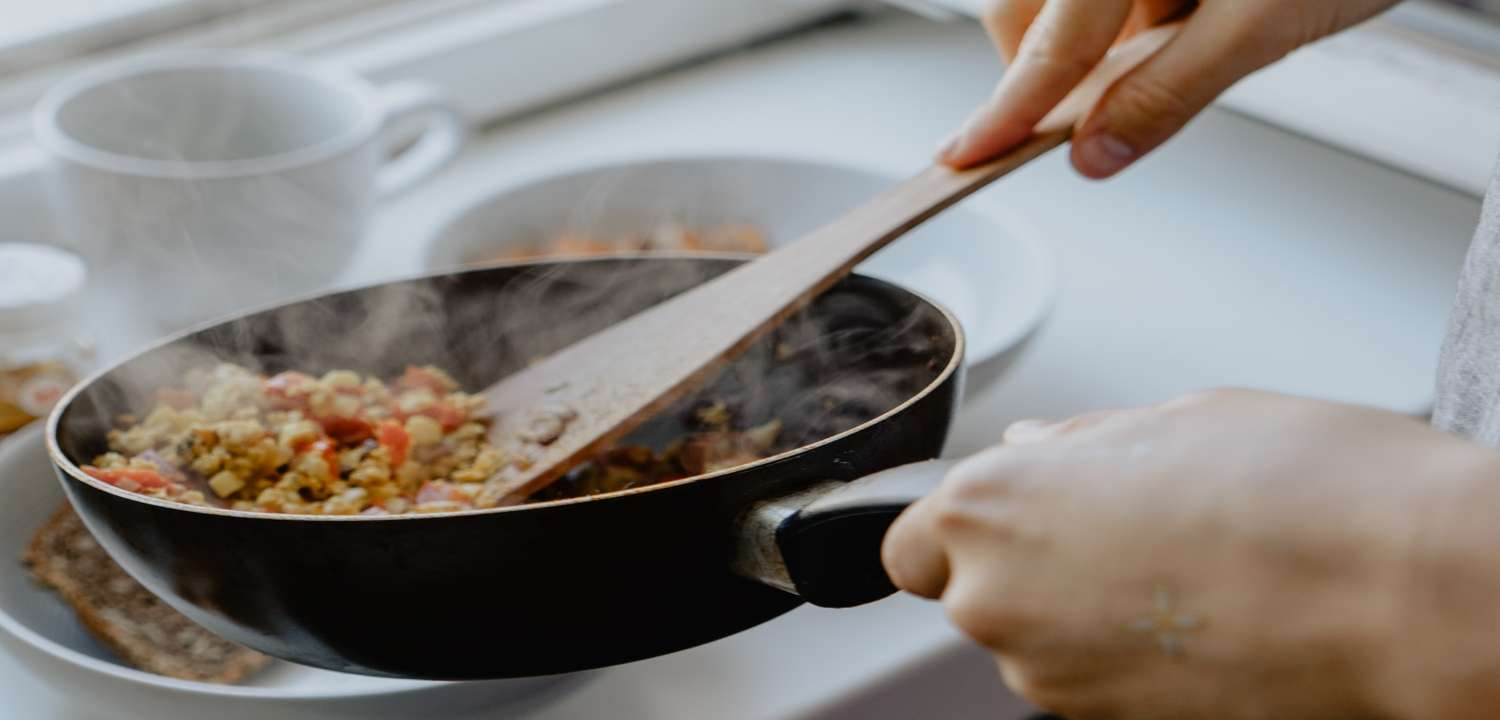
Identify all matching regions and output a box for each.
[476,24,1181,505]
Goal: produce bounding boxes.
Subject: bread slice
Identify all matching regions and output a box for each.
[23,503,269,684]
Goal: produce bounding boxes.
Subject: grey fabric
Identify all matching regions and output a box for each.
[1434,170,1500,445]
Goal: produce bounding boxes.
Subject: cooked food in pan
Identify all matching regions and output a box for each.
[49,256,959,677]
[487,224,768,262]
[25,503,269,683]
[81,362,785,515]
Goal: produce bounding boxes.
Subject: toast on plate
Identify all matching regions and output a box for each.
[23,503,269,683]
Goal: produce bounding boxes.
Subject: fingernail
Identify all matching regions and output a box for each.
[1076,133,1135,177]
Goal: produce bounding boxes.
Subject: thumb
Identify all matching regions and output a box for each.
[1070,8,1289,179]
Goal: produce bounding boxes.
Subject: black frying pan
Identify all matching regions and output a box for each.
[47,255,963,679]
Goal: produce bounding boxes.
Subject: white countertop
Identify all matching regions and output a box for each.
[3,9,1485,720]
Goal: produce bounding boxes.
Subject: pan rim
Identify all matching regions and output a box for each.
[46,252,965,522]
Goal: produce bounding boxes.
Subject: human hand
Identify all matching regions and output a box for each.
[941,0,1401,177]
[883,389,1500,719]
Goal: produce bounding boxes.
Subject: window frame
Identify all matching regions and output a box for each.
[1,0,278,74]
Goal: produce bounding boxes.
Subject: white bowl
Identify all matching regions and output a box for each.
[424,154,1056,376]
[0,425,590,719]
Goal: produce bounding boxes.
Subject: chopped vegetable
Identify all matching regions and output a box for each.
[84,467,175,492]
[83,361,790,515]
[403,415,444,446]
[395,365,456,395]
[317,415,373,444]
[207,471,245,498]
[415,401,467,431]
[263,371,314,410]
[297,437,338,476]
[376,420,410,468]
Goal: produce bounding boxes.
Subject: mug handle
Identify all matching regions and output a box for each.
[375,81,467,197]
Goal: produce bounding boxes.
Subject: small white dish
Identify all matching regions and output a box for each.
[0,425,590,720]
[424,154,1057,376]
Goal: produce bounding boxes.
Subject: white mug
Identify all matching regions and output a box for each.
[34,51,466,331]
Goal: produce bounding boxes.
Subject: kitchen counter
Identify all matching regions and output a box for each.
[3,9,1484,719]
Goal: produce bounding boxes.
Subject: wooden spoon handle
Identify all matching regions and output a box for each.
[479,23,1181,503]
[720,127,1070,321]
[681,20,1183,335]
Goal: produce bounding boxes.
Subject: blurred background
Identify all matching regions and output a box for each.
[1446,0,1500,13]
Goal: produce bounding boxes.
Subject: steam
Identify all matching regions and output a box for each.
[43,61,372,334]
[59,159,951,494]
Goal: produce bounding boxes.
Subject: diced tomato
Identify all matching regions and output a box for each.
[395,366,451,395]
[83,466,175,491]
[294,437,338,473]
[376,419,410,468]
[318,415,373,444]
[416,401,467,431]
[154,388,198,410]
[415,480,462,504]
[264,371,315,410]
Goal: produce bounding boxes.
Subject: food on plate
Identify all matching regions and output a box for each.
[487,224,768,262]
[24,503,268,683]
[82,363,785,515]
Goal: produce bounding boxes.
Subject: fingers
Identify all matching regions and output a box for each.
[940,0,1135,168]
[882,444,1017,599]
[1004,407,1136,444]
[1070,4,1288,178]
[883,443,1023,599]
[1003,418,1057,444]
[882,494,952,599]
[980,0,1044,63]
[950,0,1301,180]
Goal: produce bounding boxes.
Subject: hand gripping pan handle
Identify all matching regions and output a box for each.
[734,459,955,608]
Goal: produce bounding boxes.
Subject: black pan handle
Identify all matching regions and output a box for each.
[735,459,955,608]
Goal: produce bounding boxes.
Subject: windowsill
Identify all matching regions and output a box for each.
[1218,5,1500,195]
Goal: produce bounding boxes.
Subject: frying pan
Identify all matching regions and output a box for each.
[47,255,963,679]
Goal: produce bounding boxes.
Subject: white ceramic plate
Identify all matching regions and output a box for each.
[424,155,1057,374]
[0,425,591,720]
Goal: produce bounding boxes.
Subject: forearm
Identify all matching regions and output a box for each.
[1368,442,1500,719]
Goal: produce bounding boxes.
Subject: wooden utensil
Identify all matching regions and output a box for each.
[478,23,1181,504]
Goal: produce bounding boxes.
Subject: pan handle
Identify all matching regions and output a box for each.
[734,459,955,608]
